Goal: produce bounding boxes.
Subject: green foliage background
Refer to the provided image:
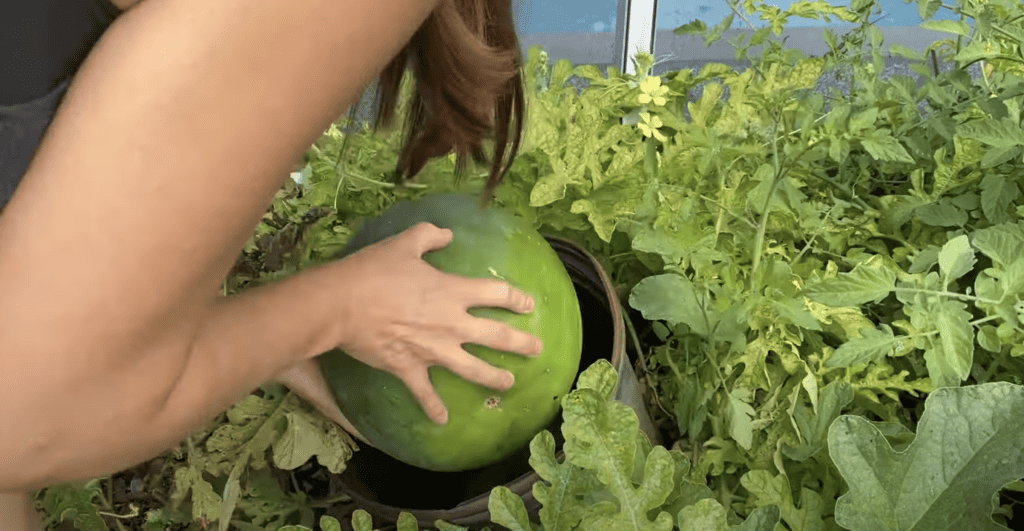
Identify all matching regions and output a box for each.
[32,0,1024,529]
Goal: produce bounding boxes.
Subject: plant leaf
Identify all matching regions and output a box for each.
[938,235,976,288]
[727,388,756,451]
[862,134,915,163]
[805,256,897,306]
[396,512,420,531]
[271,409,357,474]
[826,325,902,368]
[922,299,975,388]
[679,498,729,531]
[828,382,1024,530]
[41,482,109,531]
[733,506,783,531]
[629,274,715,335]
[561,361,676,531]
[528,430,599,531]
[488,487,534,531]
[979,174,1021,225]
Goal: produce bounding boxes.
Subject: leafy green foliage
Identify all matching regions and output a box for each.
[828,383,1024,530]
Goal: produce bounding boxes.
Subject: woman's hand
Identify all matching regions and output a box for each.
[274,359,369,444]
[317,222,544,426]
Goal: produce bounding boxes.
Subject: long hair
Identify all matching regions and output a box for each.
[370,0,525,206]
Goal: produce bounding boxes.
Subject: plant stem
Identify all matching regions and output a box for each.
[751,115,785,280]
[893,287,1000,305]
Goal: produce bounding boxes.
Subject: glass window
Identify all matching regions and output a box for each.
[657,0,956,29]
[514,0,620,68]
[654,0,959,76]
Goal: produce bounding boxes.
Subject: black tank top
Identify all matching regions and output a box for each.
[0,0,121,212]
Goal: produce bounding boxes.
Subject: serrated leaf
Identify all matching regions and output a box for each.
[828,382,1024,530]
[827,325,902,368]
[938,235,976,288]
[629,274,715,335]
[41,482,109,531]
[972,222,1024,269]
[679,498,729,531]
[488,487,533,531]
[978,325,1001,353]
[528,430,598,531]
[271,409,357,474]
[740,471,824,531]
[918,0,941,20]
[922,299,975,388]
[172,467,223,524]
[915,203,967,227]
[727,388,756,451]
[862,134,915,163]
[733,506,783,531]
[576,358,619,400]
[920,19,971,36]
[957,119,1024,150]
[561,381,675,531]
[674,20,708,36]
[980,174,1021,224]
[806,256,897,306]
[782,381,855,461]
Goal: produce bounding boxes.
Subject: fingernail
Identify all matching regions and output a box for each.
[505,371,516,388]
[524,297,535,312]
[533,339,544,355]
[438,409,449,425]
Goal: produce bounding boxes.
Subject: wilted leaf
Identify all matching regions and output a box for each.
[271,409,357,474]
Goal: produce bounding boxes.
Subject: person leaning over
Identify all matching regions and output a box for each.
[0,1,541,528]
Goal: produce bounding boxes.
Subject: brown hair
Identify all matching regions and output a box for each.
[369,0,525,207]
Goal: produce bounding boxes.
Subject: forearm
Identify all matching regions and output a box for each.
[0,0,440,492]
[0,262,348,491]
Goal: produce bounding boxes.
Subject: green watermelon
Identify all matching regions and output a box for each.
[319,193,583,472]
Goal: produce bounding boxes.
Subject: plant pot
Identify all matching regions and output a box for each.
[323,235,659,531]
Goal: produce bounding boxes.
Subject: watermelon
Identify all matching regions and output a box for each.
[319,193,583,472]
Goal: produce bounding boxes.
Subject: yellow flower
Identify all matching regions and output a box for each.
[638,112,667,142]
[638,76,669,107]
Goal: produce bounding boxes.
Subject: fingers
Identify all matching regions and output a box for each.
[454,277,536,314]
[465,316,543,357]
[402,367,450,425]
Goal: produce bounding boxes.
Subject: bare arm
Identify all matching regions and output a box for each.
[0,0,443,490]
